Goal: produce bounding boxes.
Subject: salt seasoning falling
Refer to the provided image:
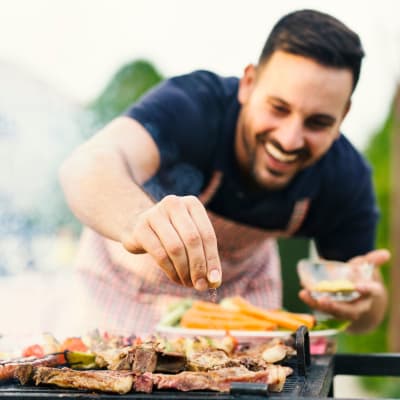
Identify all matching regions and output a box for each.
[207,269,220,303]
[208,287,218,303]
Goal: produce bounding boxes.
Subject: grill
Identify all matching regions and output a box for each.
[1,326,399,399]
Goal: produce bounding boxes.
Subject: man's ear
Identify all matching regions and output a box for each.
[238,64,256,104]
[335,99,352,140]
[342,99,351,120]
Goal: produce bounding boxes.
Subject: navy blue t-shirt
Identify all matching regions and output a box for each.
[125,70,379,261]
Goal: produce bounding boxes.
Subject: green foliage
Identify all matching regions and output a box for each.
[279,238,310,313]
[337,104,398,397]
[337,112,392,350]
[338,109,393,352]
[362,376,400,398]
[88,59,163,128]
[365,110,393,253]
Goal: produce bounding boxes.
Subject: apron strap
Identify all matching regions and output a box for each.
[198,170,310,237]
[283,198,311,236]
[198,170,223,205]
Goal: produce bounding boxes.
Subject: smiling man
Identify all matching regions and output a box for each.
[60,9,389,335]
[235,50,353,190]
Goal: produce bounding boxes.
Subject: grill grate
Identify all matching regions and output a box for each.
[0,361,332,400]
[0,327,335,399]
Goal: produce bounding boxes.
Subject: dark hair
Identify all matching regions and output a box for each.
[259,9,365,92]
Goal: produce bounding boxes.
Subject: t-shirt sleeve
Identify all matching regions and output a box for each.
[314,165,379,261]
[123,71,224,172]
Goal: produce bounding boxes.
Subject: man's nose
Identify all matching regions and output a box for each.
[277,118,305,152]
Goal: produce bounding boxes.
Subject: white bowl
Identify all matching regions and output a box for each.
[297,259,374,302]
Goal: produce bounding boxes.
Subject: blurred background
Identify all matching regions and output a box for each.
[0,0,399,397]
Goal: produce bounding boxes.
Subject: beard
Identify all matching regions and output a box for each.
[243,131,311,191]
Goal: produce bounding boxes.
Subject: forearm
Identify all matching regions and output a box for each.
[59,144,154,243]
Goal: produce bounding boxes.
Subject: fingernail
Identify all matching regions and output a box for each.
[195,278,208,291]
[208,269,221,283]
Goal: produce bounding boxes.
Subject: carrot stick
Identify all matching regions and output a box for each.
[182,308,277,329]
[185,309,250,320]
[192,300,230,313]
[277,311,316,329]
[180,314,276,331]
[229,297,305,331]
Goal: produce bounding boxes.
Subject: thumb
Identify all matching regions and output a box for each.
[348,248,390,267]
[121,232,146,254]
[363,249,391,267]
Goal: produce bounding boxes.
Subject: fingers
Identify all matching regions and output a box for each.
[348,248,391,267]
[299,289,374,321]
[159,195,221,289]
[123,195,221,290]
[148,207,194,287]
[364,249,391,266]
[124,219,181,284]
[355,280,386,297]
[165,196,208,288]
[184,196,222,288]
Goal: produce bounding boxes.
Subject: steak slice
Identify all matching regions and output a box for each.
[14,365,33,385]
[132,346,157,373]
[134,373,154,393]
[94,344,186,373]
[152,364,292,392]
[0,353,65,382]
[187,349,235,371]
[33,367,134,394]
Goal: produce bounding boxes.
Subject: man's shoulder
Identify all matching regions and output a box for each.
[323,135,372,180]
[169,70,239,97]
[315,135,373,206]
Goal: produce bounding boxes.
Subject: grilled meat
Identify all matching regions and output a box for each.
[94,343,186,373]
[154,352,186,373]
[14,365,33,385]
[33,367,134,394]
[132,346,157,373]
[94,347,134,370]
[152,364,292,392]
[187,349,235,371]
[235,339,296,364]
[0,353,65,382]
[2,334,295,394]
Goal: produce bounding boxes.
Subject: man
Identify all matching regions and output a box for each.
[60,9,389,335]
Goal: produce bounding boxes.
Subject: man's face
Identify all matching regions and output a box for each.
[235,50,353,190]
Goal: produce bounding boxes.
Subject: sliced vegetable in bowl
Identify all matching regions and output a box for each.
[312,318,351,332]
[158,296,317,331]
[157,298,193,327]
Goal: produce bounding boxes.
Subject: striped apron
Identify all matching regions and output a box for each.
[75,171,310,336]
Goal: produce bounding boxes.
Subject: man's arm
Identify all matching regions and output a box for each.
[59,116,221,290]
[60,117,159,241]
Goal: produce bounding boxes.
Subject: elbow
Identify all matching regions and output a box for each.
[58,153,77,196]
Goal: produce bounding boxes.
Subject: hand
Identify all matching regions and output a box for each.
[299,280,385,321]
[121,195,222,291]
[299,249,390,324]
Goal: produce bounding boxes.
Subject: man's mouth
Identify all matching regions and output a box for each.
[264,142,299,163]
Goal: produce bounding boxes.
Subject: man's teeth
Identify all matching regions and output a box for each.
[265,143,298,162]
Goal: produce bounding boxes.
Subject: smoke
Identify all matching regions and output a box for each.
[0,62,108,337]
[0,61,94,274]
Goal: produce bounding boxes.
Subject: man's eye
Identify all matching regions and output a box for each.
[306,119,330,130]
[272,105,288,114]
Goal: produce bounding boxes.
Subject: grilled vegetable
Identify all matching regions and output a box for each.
[158,298,193,327]
[64,351,98,370]
[60,337,88,352]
